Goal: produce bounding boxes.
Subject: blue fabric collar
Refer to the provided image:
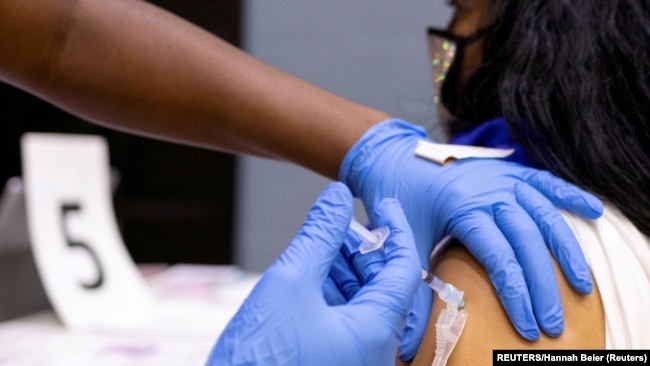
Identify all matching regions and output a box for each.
[448,117,536,168]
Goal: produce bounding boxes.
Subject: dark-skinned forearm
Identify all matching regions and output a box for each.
[0,0,389,179]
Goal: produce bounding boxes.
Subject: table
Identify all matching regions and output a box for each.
[0,264,259,365]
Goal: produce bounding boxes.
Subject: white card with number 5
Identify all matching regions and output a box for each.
[21,133,154,332]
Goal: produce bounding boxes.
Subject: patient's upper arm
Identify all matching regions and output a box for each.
[408,243,605,366]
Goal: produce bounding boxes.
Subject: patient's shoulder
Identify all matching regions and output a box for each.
[408,243,605,366]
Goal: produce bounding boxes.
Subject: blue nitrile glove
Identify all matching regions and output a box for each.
[325,212,396,306]
[207,182,420,366]
[339,119,604,361]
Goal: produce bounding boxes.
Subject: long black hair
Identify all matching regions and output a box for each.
[442,0,650,236]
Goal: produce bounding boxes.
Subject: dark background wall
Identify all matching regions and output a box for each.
[0,0,240,265]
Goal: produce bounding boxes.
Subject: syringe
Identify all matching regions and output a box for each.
[421,267,465,308]
[348,220,465,308]
[349,219,390,255]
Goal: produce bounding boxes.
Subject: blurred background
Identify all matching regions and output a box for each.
[0,0,452,320]
[0,1,240,266]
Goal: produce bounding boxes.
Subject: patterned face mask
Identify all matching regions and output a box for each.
[427,26,492,136]
[428,28,462,136]
[427,28,459,106]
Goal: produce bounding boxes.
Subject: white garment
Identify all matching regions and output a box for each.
[561,204,650,349]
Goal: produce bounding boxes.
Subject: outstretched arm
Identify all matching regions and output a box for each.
[0,0,388,179]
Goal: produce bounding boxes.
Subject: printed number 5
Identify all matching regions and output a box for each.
[60,203,104,290]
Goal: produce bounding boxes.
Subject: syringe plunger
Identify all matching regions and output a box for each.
[349,219,390,254]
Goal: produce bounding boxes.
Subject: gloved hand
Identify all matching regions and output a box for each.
[339,119,603,361]
[207,182,421,366]
[325,217,393,307]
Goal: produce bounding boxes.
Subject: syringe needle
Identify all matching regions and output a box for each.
[350,221,465,308]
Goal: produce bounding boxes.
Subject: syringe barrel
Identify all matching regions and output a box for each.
[422,268,464,307]
[421,268,445,293]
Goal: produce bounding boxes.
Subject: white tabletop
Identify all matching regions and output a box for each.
[0,264,259,366]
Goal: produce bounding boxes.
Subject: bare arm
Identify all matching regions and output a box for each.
[407,244,605,366]
[0,0,389,179]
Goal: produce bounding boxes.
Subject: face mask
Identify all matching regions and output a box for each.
[427,26,492,137]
